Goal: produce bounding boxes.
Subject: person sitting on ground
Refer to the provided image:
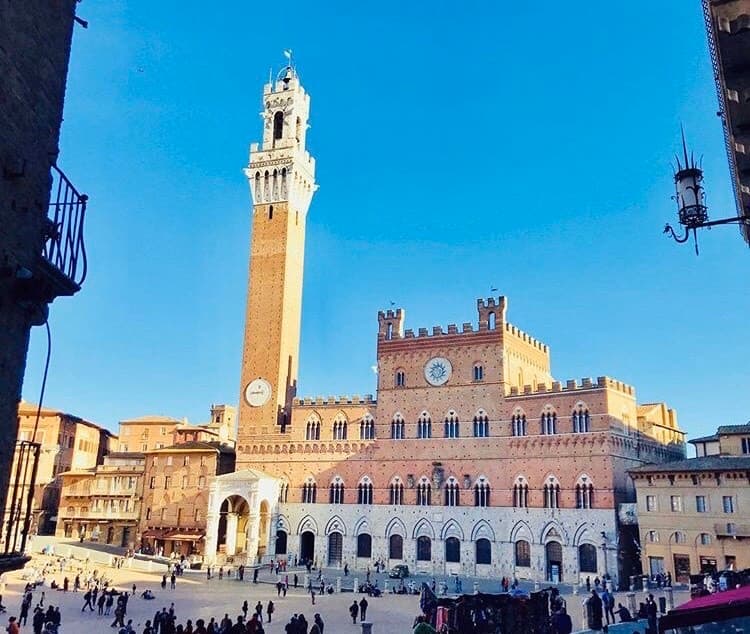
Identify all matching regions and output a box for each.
[412,616,437,634]
[141,589,155,600]
[616,603,633,622]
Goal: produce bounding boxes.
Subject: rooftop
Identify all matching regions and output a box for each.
[688,434,719,444]
[629,455,750,474]
[717,424,750,435]
[146,441,234,454]
[120,415,182,424]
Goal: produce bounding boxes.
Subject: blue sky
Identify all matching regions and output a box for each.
[24,1,749,440]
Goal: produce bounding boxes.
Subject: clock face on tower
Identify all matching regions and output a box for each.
[244,378,272,407]
[424,357,452,386]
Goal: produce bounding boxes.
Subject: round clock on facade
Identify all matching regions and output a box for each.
[245,378,272,407]
[424,357,452,386]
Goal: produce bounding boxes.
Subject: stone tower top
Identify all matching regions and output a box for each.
[245,60,317,215]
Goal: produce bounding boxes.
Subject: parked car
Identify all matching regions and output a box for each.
[388,564,410,579]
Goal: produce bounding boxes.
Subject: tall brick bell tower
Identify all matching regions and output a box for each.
[236,62,317,468]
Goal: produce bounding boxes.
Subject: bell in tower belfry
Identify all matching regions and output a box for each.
[236,56,318,467]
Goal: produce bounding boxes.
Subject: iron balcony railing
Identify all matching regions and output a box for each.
[42,164,88,288]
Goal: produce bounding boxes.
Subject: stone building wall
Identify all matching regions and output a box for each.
[0,0,78,543]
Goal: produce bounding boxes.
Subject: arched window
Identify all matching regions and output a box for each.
[272,169,278,199]
[360,415,375,440]
[332,416,348,440]
[515,540,531,567]
[254,172,261,202]
[488,312,496,330]
[357,534,372,558]
[575,475,595,509]
[512,413,527,437]
[699,533,711,545]
[673,531,686,544]
[579,544,597,573]
[474,478,491,507]
[389,478,404,505]
[417,536,432,561]
[391,414,405,440]
[301,478,317,504]
[646,530,660,543]
[444,411,459,438]
[473,365,484,381]
[280,167,287,198]
[395,370,406,387]
[264,171,270,200]
[273,111,284,140]
[389,534,403,560]
[417,412,432,439]
[544,476,561,509]
[416,477,431,506]
[476,538,491,565]
[278,482,289,503]
[541,410,557,435]
[305,417,321,441]
[444,478,460,507]
[513,476,529,508]
[573,405,591,433]
[357,478,373,505]
[329,478,345,504]
[445,536,460,563]
[473,411,489,437]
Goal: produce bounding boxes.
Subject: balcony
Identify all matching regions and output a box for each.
[12,164,88,306]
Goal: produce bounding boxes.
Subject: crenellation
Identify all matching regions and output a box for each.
[447,324,458,334]
[432,326,442,336]
[404,329,414,338]
[418,327,429,337]
[566,380,577,390]
[552,381,562,391]
[582,377,593,388]
[462,323,473,333]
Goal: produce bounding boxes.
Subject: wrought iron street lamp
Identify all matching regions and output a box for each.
[664,134,750,254]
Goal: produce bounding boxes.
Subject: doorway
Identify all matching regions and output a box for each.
[546,541,563,582]
[300,531,315,564]
[328,532,343,567]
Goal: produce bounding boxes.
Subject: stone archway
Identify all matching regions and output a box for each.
[217,494,251,557]
[546,541,563,582]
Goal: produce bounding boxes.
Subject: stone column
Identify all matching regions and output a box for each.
[626,591,636,615]
[225,513,238,556]
[204,508,221,565]
[246,513,260,563]
[665,587,674,610]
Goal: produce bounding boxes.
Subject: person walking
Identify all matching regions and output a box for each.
[349,600,359,624]
[82,589,94,612]
[646,593,658,634]
[585,589,603,632]
[255,601,263,620]
[161,575,167,590]
[7,616,19,634]
[97,592,106,615]
[170,573,176,590]
[312,614,324,634]
[19,597,30,626]
[32,607,44,634]
[359,597,369,621]
[241,601,248,619]
[266,601,274,623]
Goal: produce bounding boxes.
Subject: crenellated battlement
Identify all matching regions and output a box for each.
[504,322,549,353]
[506,375,635,397]
[294,394,377,407]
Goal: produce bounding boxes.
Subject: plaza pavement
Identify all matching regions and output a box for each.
[0,549,691,633]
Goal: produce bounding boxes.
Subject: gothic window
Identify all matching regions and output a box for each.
[332,416,348,440]
[272,168,279,199]
[389,478,404,505]
[278,482,289,503]
[473,364,484,381]
[329,478,345,504]
[544,476,561,509]
[264,171,270,200]
[254,172,261,202]
[575,475,594,509]
[280,167,288,198]
[474,478,491,507]
[395,370,406,387]
[445,537,460,563]
[444,478,460,506]
[515,540,531,567]
[579,544,598,573]
[573,405,591,433]
[416,477,431,506]
[273,111,284,140]
[305,417,321,441]
[444,411,459,438]
[512,413,527,437]
[391,414,405,439]
[357,477,373,505]
[541,410,557,435]
[357,534,372,558]
[389,534,403,559]
[359,415,375,440]
[473,411,489,437]
[476,538,491,565]
[417,412,432,439]
[417,536,432,561]
[512,476,529,508]
[302,478,317,504]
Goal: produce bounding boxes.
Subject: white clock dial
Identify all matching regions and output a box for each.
[424,357,452,386]
[245,378,272,407]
